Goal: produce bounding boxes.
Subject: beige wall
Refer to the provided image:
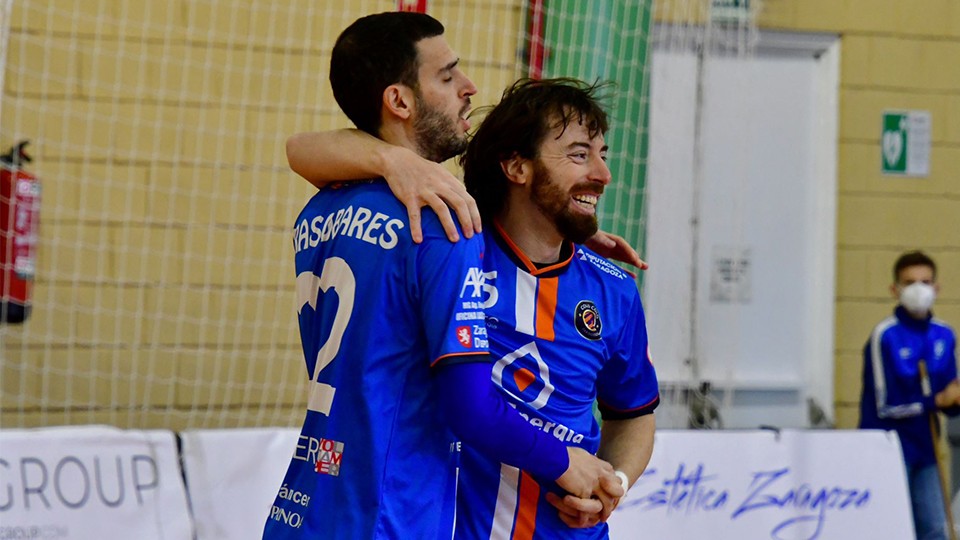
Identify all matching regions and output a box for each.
[760,1,960,427]
[4,0,957,432]
[0,1,525,430]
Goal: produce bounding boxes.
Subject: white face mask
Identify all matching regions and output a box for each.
[900,282,936,317]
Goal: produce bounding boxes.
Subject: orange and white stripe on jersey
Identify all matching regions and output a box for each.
[514,269,559,342]
[494,221,568,343]
[489,464,541,540]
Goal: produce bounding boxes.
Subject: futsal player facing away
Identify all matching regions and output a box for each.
[263,13,621,539]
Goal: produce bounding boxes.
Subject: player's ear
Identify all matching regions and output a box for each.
[500,153,530,186]
[383,83,414,121]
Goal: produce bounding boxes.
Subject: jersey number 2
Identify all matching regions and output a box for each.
[295,257,356,415]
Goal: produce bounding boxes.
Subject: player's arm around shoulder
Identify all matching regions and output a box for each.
[408,208,486,278]
[286,129,481,243]
[408,208,488,352]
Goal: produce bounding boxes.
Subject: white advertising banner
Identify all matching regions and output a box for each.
[0,426,193,540]
[180,428,299,540]
[608,429,914,540]
[3,427,909,539]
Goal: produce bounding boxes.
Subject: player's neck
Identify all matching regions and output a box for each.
[498,207,564,264]
[378,122,429,162]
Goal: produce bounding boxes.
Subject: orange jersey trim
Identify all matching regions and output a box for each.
[493,221,573,276]
[430,351,488,368]
[512,472,540,540]
[535,277,558,341]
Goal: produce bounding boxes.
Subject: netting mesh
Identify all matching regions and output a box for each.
[1,0,762,431]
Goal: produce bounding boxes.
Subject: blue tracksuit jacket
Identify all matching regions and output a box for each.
[859,305,959,467]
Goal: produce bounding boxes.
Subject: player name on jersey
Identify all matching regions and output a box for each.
[293,204,405,253]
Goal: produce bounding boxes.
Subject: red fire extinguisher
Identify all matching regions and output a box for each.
[1,141,39,323]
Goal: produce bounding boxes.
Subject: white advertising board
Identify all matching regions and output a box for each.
[180,428,299,540]
[608,429,914,540]
[0,426,193,540]
[3,427,909,539]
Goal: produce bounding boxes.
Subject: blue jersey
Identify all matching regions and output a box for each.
[455,223,660,540]
[859,305,958,468]
[264,180,489,539]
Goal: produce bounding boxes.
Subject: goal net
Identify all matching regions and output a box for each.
[1,0,771,432]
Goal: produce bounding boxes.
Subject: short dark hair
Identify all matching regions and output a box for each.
[461,78,610,220]
[329,12,444,136]
[893,250,937,282]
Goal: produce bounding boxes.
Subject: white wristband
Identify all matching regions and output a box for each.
[614,470,629,494]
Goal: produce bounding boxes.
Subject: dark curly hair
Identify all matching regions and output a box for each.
[460,78,610,221]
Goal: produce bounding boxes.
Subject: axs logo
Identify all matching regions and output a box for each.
[459,267,498,308]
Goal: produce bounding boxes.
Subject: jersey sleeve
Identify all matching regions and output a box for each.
[873,325,931,418]
[596,289,660,420]
[413,216,490,368]
[435,362,569,480]
[943,329,960,416]
[943,327,958,382]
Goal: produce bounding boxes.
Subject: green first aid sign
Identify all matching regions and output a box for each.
[881,110,930,177]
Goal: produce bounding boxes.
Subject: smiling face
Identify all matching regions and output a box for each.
[410,36,477,162]
[528,117,611,243]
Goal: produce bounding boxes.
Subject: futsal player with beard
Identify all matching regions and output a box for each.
[264,13,620,539]
[454,78,659,539]
[285,73,658,536]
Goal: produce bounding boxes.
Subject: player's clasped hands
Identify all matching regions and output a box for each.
[551,448,625,529]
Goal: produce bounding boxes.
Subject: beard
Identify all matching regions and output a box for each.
[413,92,468,163]
[530,160,600,244]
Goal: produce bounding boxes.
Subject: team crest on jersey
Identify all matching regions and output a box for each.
[575,300,602,340]
[456,326,473,347]
[935,340,945,359]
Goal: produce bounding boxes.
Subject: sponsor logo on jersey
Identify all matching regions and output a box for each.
[575,300,602,340]
[459,267,499,308]
[314,438,345,476]
[277,483,311,507]
[269,505,304,529]
[899,347,911,359]
[492,342,554,410]
[292,434,344,476]
[577,248,628,280]
[472,324,489,348]
[457,326,473,347]
[455,310,483,321]
[513,408,585,444]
